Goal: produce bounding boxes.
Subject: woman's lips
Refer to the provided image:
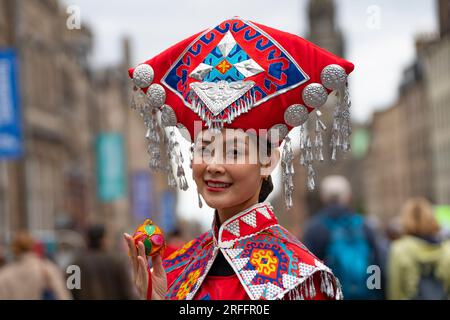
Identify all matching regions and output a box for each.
[205,180,232,192]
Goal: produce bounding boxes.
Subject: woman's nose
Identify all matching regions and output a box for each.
[206,156,226,175]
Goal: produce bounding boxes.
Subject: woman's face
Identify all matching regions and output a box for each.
[192,129,278,216]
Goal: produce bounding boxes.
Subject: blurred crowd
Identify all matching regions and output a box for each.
[302,175,450,300]
[0,224,187,300]
[0,175,449,300]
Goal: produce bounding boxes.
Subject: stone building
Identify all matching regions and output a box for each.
[0,0,172,247]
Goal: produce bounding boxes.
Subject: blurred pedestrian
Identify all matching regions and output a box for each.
[303,175,386,300]
[387,198,450,300]
[0,231,71,300]
[71,224,136,300]
[0,242,7,268]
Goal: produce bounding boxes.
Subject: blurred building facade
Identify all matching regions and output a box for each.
[422,16,450,205]
[364,0,450,225]
[273,0,367,237]
[0,0,174,246]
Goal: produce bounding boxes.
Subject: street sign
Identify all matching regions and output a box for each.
[160,191,176,234]
[0,49,23,159]
[96,133,126,202]
[131,170,153,222]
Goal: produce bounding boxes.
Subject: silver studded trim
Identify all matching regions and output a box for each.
[302,83,328,109]
[284,104,309,127]
[132,64,154,88]
[321,64,347,90]
[146,83,166,108]
[268,124,289,143]
[160,105,177,127]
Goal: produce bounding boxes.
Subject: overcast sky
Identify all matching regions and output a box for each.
[62,0,438,230]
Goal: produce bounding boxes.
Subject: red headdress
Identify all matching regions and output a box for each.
[128,17,354,209]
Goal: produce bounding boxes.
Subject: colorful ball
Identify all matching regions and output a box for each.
[132,219,165,257]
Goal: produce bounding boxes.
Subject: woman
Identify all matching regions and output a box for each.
[123,17,355,300]
[388,198,450,300]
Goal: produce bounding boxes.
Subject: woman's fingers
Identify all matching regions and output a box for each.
[137,241,147,262]
[137,255,149,299]
[124,233,138,275]
[151,254,165,277]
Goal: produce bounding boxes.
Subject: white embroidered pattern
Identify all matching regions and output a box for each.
[224,219,240,237]
[248,284,266,300]
[240,211,257,228]
[298,262,315,277]
[225,248,243,259]
[241,269,258,284]
[257,207,272,219]
[282,274,302,290]
[233,257,250,271]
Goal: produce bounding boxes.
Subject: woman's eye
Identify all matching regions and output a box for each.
[194,146,211,157]
[226,149,242,158]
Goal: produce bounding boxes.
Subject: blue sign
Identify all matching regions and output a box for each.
[0,49,23,159]
[160,191,177,234]
[96,133,126,202]
[131,170,153,222]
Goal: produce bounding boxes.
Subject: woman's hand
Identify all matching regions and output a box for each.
[124,233,167,300]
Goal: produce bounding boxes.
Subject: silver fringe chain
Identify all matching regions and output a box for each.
[331,83,352,161]
[167,129,189,191]
[285,271,343,300]
[130,85,190,192]
[298,121,316,192]
[281,136,295,210]
[145,109,164,171]
[189,87,256,132]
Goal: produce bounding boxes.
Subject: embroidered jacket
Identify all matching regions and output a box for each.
[161,202,343,300]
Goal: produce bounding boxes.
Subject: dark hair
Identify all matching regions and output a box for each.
[257,136,275,203]
[87,224,105,250]
[259,175,274,202]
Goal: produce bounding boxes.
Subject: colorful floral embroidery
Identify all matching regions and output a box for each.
[167,239,195,260]
[176,269,201,300]
[250,249,279,278]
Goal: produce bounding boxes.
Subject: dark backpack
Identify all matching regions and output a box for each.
[414,261,448,300]
[324,214,375,299]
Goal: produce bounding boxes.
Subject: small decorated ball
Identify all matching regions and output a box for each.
[132,219,165,257]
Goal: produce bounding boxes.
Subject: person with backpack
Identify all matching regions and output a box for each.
[388,198,450,300]
[303,175,386,300]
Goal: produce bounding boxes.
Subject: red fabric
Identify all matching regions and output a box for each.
[194,274,250,300]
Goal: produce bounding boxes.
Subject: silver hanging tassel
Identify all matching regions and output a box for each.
[189,143,194,169]
[281,136,294,210]
[299,123,307,166]
[145,109,163,171]
[197,189,203,208]
[314,110,326,162]
[306,137,315,191]
[340,83,352,153]
[331,83,352,160]
[167,130,189,191]
[164,130,178,189]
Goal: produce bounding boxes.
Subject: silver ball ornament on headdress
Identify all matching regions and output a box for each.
[302,83,328,109]
[146,84,166,108]
[321,64,347,90]
[132,64,154,88]
[284,104,309,127]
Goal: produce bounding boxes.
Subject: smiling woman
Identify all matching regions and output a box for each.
[124,17,354,300]
[192,129,277,223]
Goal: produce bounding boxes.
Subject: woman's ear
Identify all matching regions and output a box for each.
[261,148,280,176]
